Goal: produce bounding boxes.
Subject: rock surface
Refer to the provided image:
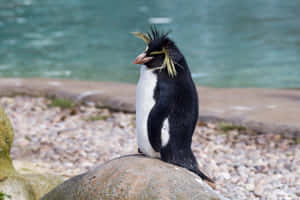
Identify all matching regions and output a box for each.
[0,105,63,200]
[42,155,229,200]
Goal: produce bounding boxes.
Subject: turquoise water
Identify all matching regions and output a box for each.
[1,0,300,88]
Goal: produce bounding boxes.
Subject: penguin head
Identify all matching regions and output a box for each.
[133,27,183,77]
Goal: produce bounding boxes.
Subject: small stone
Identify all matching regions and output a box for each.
[245,183,255,191]
[220,172,231,180]
[60,115,67,121]
[84,102,95,107]
[64,162,73,168]
[207,123,216,129]
[254,165,266,173]
[273,134,281,142]
[197,121,207,127]
[254,179,265,197]
[70,108,77,116]
[31,143,41,152]
[0,175,8,181]
[18,138,29,147]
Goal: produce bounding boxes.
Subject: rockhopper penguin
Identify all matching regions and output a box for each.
[133,27,214,184]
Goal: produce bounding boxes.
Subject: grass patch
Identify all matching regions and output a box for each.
[95,104,105,109]
[218,122,246,133]
[49,98,73,109]
[0,192,11,200]
[25,135,32,141]
[86,115,110,121]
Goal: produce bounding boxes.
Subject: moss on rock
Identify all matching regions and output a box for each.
[0,105,15,176]
[23,173,63,199]
[0,171,63,200]
[0,105,63,200]
[0,176,35,200]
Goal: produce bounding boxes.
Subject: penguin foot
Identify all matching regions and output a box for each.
[204,180,216,190]
[137,148,146,156]
[138,148,142,154]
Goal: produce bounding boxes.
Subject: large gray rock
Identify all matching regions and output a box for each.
[41,155,229,200]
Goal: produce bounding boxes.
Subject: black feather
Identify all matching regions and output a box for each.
[146,25,170,42]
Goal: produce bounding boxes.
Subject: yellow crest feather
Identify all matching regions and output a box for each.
[133,32,177,77]
[132,32,151,44]
[162,48,177,77]
[148,48,177,77]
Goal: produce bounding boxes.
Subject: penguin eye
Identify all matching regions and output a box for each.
[144,46,149,52]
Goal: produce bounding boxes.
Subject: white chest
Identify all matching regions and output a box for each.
[136,65,160,157]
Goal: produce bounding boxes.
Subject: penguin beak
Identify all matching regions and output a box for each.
[134,53,153,64]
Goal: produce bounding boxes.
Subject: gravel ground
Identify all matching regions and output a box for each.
[1,96,299,200]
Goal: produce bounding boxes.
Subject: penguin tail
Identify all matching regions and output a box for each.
[191,168,214,183]
[160,147,215,188]
[192,168,216,189]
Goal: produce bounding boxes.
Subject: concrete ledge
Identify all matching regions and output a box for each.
[0,78,299,138]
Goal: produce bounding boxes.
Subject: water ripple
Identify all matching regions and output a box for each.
[148,17,172,24]
[43,70,72,77]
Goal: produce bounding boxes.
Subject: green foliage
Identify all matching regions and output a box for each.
[218,122,246,133]
[0,106,16,175]
[0,192,11,200]
[95,104,105,109]
[49,98,73,109]
[86,115,109,121]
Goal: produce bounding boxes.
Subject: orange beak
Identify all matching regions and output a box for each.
[134,53,153,64]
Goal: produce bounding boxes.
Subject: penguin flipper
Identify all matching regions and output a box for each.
[147,96,171,152]
[147,108,164,152]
